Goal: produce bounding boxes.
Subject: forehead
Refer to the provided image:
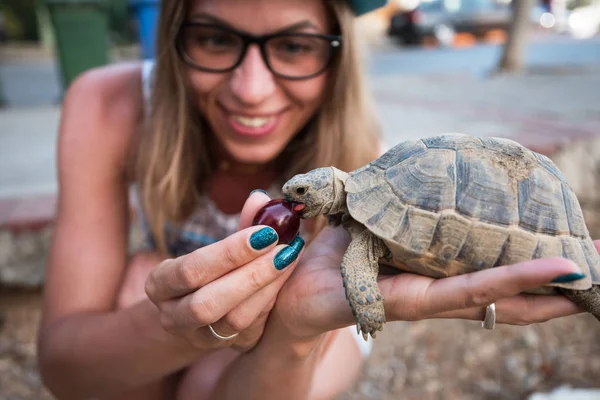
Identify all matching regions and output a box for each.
[187,0,332,34]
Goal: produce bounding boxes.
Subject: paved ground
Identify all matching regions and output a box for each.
[1,62,600,201]
[371,35,600,76]
[0,107,60,199]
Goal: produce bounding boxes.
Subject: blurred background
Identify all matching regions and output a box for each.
[0,0,599,399]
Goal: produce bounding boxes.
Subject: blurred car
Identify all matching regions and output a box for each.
[388,0,512,46]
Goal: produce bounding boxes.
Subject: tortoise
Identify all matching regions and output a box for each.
[281,133,600,339]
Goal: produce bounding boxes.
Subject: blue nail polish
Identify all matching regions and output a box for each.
[250,227,278,250]
[249,189,268,197]
[551,272,586,283]
[274,235,305,270]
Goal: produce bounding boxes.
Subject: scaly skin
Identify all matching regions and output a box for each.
[283,167,390,338]
[341,228,387,340]
[560,285,600,322]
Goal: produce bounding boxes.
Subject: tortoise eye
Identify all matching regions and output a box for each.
[296,187,307,195]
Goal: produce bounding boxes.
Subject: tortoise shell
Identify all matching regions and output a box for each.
[344,134,600,293]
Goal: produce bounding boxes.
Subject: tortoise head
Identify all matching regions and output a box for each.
[282,167,348,218]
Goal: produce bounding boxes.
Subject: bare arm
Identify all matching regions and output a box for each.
[38,84,305,400]
[37,64,204,399]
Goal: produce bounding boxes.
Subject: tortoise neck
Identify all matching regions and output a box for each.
[326,167,349,215]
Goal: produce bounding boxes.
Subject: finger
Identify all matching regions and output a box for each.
[145,225,280,302]
[427,294,583,324]
[594,240,600,253]
[206,265,295,339]
[172,237,305,330]
[382,257,584,320]
[238,190,271,230]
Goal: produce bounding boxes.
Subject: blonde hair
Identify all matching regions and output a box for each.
[133,0,381,255]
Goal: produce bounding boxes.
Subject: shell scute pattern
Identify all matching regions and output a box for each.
[455,222,510,271]
[393,207,439,254]
[345,135,600,290]
[561,183,588,238]
[428,211,470,266]
[518,168,570,235]
[421,133,483,150]
[581,239,600,283]
[371,139,427,169]
[455,149,519,226]
[534,152,568,183]
[384,149,456,212]
[346,167,408,240]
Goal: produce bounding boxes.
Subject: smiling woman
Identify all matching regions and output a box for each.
[36,0,592,399]
[37,0,383,399]
[136,0,381,240]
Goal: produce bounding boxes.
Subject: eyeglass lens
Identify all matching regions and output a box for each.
[179,25,336,78]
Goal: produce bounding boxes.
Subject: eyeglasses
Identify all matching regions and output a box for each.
[176,23,342,80]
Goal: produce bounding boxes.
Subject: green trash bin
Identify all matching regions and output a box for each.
[45,0,110,92]
[0,78,6,108]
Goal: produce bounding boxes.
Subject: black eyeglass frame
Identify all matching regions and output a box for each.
[176,22,343,80]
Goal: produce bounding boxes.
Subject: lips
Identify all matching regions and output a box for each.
[220,104,285,138]
[231,115,276,128]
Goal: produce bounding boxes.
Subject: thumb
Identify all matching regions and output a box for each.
[238,190,272,230]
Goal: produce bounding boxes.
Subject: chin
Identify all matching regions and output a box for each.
[224,141,287,165]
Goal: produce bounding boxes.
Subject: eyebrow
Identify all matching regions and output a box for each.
[187,12,321,34]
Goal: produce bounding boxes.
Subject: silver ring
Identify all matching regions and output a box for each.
[208,324,239,341]
[482,303,496,330]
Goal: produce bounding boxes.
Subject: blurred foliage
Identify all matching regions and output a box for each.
[566,0,596,9]
[1,0,39,41]
[0,4,25,39]
[107,0,137,44]
[0,0,136,43]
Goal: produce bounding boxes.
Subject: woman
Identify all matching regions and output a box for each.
[37,0,591,399]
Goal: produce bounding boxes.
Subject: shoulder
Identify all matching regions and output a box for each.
[58,62,146,170]
[62,62,145,124]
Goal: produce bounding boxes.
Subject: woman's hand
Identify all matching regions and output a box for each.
[144,192,305,352]
[270,225,590,341]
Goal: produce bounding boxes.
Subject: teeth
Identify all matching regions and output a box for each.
[232,115,275,128]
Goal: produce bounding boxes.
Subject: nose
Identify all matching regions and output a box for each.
[229,45,276,106]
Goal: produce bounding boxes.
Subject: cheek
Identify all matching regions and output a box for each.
[187,70,224,111]
[285,73,329,111]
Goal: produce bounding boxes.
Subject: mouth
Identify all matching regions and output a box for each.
[220,105,287,138]
[283,196,307,217]
[232,115,276,127]
[292,202,306,214]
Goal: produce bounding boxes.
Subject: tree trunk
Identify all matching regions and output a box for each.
[497,0,536,73]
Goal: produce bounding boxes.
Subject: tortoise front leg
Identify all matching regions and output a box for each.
[341,227,387,340]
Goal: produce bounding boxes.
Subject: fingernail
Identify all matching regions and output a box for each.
[249,189,268,197]
[274,235,305,270]
[250,227,278,250]
[551,272,586,283]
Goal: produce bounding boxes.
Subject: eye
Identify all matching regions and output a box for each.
[275,39,314,54]
[296,187,307,195]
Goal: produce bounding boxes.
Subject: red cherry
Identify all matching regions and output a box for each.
[252,199,301,244]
